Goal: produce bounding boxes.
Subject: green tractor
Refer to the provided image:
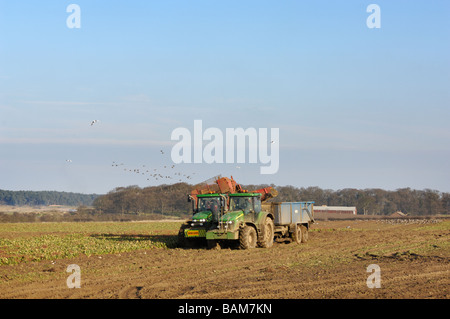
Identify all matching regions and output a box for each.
[206,193,275,250]
[178,193,228,248]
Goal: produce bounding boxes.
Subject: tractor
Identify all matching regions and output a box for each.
[178,175,313,250]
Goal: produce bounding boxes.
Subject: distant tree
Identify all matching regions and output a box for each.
[0,189,99,207]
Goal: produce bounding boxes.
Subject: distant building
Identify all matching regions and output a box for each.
[390,211,407,217]
[314,205,357,215]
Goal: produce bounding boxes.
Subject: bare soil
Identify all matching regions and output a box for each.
[0,220,448,299]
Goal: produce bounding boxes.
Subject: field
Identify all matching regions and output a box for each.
[0,218,449,299]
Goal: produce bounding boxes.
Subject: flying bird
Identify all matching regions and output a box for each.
[90,120,99,126]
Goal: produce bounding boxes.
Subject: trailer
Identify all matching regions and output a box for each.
[265,201,314,244]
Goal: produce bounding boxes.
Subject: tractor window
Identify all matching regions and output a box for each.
[230,197,253,213]
[253,197,261,213]
[198,198,221,214]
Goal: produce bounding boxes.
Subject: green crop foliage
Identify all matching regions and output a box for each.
[0,221,181,265]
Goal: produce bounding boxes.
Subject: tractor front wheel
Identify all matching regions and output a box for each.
[207,240,221,250]
[239,225,257,250]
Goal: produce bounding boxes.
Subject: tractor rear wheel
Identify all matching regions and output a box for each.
[239,225,257,249]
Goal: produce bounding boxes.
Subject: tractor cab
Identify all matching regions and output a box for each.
[228,193,262,220]
[187,193,228,224]
[229,193,261,214]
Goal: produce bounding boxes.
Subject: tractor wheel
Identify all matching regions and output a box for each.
[300,225,309,243]
[239,225,257,250]
[291,224,302,244]
[258,217,274,248]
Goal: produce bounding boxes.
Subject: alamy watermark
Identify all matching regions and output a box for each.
[366,264,381,288]
[66,264,81,288]
[171,120,279,174]
[66,4,81,29]
[65,4,379,30]
[366,4,381,29]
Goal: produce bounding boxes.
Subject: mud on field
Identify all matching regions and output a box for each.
[0,220,449,299]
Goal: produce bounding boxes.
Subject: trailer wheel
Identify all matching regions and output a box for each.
[300,225,308,243]
[291,224,302,244]
[258,217,274,248]
[239,225,257,249]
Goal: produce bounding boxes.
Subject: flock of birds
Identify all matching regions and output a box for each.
[64,119,256,185]
[65,119,199,185]
[110,158,196,183]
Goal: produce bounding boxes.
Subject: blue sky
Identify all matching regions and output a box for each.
[1,0,449,194]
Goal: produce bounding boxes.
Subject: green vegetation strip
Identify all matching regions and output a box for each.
[0,222,181,265]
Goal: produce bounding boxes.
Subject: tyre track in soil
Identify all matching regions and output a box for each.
[378,267,450,298]
[118,285,144,299]
[133,247,290,299]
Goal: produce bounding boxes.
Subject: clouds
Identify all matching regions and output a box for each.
[0,136,172,147]
[279,120,450,153]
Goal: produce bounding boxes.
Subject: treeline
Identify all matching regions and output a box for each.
[93,184,192,218]
[92,183,450,217]
[256,185,450,216]
[0,189,99,206]
[2,184,448,219]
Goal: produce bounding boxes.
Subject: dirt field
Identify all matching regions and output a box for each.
[0,219,448,299]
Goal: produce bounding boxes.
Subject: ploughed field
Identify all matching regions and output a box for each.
[0,219,448,299]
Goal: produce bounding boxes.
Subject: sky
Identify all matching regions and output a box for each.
[0,0,449,194]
